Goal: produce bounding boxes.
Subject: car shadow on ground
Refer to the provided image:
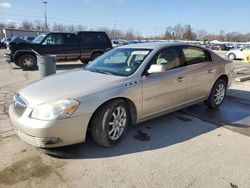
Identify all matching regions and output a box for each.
[41,89,250,159]
[40,111,217,159]
[182,89,250,137]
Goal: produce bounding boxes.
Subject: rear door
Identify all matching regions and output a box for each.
[180,46,214,102]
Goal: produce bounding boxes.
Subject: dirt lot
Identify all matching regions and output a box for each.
[1,49,250,188]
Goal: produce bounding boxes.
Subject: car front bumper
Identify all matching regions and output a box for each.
[4,53,12,62]
[9,103,91,148]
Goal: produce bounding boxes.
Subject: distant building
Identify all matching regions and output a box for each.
[3,28,44,38]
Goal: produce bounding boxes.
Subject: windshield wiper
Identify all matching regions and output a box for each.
[91,69,113,75]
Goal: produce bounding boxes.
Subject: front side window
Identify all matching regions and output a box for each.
[150,48,181,71]
[84,48,151,76]
[43,34,64,45]
[243,45,250,50]
[182,47,211,65]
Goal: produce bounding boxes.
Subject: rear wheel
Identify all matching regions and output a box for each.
[18,54,37,70]
[91,99,129,147]
[205,79,227,109]
[90,52,102,61]
[80,59,88,65]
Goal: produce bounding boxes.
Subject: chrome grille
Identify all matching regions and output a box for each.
[12,94,28,117]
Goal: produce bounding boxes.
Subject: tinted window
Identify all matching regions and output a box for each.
[42,33,77,45]
[43,33,64,45]
[80,32,109,44]
[64,34,78,45]
[182,47,211,65]
[150,48,181,71]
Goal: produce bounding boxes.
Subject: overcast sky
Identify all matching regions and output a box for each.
[0,0,249,36]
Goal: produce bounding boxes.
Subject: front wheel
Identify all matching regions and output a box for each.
[18,54,37,70]
[205,79,227,109]
[91,100,129,147]
[228,53,236,60]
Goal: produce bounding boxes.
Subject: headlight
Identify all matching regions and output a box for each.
[31,99,80,120]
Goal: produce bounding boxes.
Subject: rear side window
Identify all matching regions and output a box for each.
[80,32,109,44]
[182,47,212,65]
[64,34,78,45]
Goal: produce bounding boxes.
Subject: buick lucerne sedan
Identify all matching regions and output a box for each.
[9,43,234,148]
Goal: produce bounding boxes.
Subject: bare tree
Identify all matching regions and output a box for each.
[196,30,208,40]
[182,25,196,40]
[19,20,34,30]
[33,20,44,31]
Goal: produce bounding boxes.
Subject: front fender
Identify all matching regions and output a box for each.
[14,50,37,61]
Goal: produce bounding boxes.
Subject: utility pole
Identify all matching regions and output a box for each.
[114,20,117,39]
[43,1,48,31]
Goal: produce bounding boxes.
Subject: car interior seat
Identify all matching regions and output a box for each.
[156,50,180,70]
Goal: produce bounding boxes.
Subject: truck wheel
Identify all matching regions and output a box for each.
[90,52,102,61]
[80,59,88,65]
[18,54,37,70]
[91,99,129,147]
[204,79,227,109]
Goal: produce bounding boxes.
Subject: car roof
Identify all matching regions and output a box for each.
[118,42,201,50]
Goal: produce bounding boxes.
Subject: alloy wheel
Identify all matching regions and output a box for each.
[108,106,127,141]
[214,83,225,105]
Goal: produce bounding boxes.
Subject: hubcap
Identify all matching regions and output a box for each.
[23,58,33,66]
[108,106,127,141]
[228,54,235,60]
[214,84,225,105]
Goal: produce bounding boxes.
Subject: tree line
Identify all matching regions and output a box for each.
[1,20,250,42]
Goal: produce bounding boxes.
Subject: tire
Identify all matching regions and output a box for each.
[91,99,129,147]
[228,53,236,60]
[18,54,37,70]
[90,52,102,61]
[80,59,88,65]
[204,79,227,109]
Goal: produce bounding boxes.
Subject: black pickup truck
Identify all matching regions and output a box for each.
[5,31,112,70]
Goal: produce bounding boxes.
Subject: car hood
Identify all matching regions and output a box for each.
[19,69,125,107]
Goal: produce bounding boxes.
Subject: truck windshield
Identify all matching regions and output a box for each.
[32,34,47,44]
[84,48,151,76]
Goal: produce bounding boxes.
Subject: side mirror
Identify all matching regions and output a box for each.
[148,64,166,74]
[240,48,243,51]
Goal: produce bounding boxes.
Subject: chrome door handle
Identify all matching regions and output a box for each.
[208,69,215,74]
[177,76,184,82]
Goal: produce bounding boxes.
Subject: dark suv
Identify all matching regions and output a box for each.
[5,31,112,70]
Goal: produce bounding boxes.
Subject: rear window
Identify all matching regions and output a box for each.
[182,47,212,65]
[80,32,110,44]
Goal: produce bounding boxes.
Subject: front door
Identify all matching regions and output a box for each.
[40,33,79,60]
[142,47,188,118]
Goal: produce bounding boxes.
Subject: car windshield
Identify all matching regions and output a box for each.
[84,48,151,76]
[32,34,47,44]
